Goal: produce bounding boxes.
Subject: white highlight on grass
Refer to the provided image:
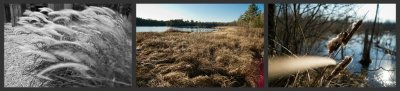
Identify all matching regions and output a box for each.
[36,63,91,81]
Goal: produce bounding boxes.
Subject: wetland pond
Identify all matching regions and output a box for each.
[310,32,396,87]
[136,26,216,32]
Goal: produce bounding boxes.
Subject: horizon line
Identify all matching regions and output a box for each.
[137,17,236,23]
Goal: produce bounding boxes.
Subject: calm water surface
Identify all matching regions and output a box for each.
[136,26,216,32]
[311,33,396,87]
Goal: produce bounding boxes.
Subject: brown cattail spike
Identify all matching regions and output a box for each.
[342,20,363,45]
[327,20,363,54]
[327,37,341,54]
[324,56,353,87]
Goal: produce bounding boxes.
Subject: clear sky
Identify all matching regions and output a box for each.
[137,4,264,22]
[355,4,396,22]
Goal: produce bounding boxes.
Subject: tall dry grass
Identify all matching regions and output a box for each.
[136,27,264,87]
[8,6,132,87]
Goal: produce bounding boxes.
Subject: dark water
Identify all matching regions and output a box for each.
[311,33,396,87]
[136,26,216,32]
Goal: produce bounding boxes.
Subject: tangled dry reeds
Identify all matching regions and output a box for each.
[5,6,132,87]
[136,27,264,88]
[269,20,366,88]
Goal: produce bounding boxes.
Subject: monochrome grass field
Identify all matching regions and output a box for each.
[4,4,133,87]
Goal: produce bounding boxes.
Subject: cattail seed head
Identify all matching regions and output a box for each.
[326,56,352,81]
[327,37,341,54]
[342,20,363,45]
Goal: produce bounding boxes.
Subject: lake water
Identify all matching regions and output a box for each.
[311,33,396,87]
[136,26,216,32]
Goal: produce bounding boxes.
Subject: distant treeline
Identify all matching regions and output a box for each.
[137,4,264,28]
[136,17,232,28]
[361,21,396,33]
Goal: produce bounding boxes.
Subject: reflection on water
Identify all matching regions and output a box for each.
[311,33,396,87]
[136,26,216,32]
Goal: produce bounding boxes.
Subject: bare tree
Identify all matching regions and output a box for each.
[273,4,355,55]
[268,4,276,55]
[361,4,379,66]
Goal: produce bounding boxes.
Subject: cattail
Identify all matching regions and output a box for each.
[327,37,341,54]
[342,20,363,45]
[324,56,353,87]
[327,32,348,54]
[327,20,363,54]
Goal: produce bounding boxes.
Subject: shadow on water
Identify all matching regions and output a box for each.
[311,32,396,87]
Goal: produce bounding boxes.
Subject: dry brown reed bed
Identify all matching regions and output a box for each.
[136,27,264,88]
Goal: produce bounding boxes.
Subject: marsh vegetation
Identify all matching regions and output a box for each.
[268,4,396,88]
[136,27,263,87]
[136,4,265,88]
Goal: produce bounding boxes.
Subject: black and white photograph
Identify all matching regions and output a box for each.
[3,4,133,87]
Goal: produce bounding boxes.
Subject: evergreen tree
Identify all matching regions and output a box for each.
[238,3,263,28]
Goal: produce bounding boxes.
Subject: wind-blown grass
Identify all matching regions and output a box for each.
[5,6,132,87]
[36,63,91,81]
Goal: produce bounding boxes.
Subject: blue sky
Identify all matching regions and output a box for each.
[137,4,264,22]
